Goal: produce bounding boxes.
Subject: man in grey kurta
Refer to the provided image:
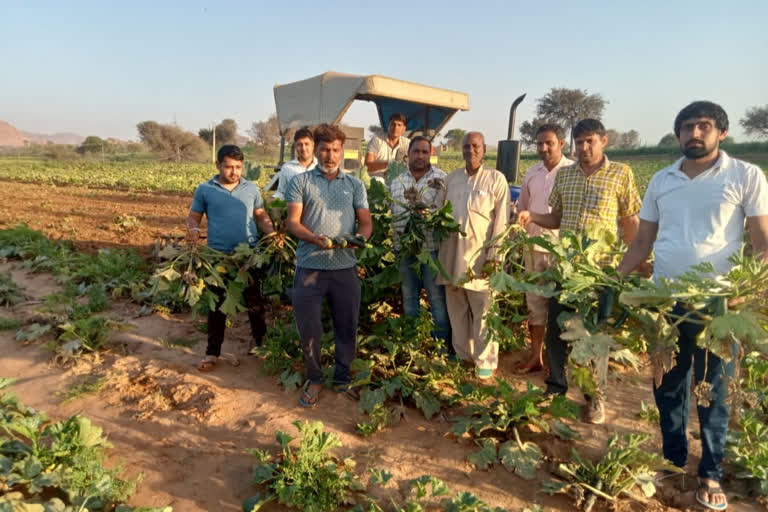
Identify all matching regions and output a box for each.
[286,124,373,408]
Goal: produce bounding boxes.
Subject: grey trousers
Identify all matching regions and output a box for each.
[292,266,360,385]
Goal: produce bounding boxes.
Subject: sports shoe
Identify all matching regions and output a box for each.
[585,396,605,424]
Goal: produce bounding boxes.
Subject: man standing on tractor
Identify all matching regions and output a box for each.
[517,118,642,424]
[274,127,317,200]
[438,131,510,379]
[186,144,275,372]
[516,123,573,374]
[286,124,373,408]
[365,113,410,179]
[617,101,768,511]
[389,136,452,350]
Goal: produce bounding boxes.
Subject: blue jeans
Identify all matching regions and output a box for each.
[654,303,735,482]
[398,251,451,343]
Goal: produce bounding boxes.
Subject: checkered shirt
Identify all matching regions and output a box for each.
[548,158,641,237]
[388,166,447,252]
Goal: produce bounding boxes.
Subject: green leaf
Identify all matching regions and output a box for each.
[412,389,441,419]
[279,369,303,392]
[551,419,579,441]
[0,377,15,390]
[467,438,497,470]
[499,439,543,480]
[219,281,246,316]
[359,387,387,415]
[547,394,579,419]
[369,468,393,486]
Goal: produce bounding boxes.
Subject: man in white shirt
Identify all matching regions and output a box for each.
[618,101,768,511]
[274,127,318,200]
[438,132,510,379]
[365,113,410,178]
[517,123,573,373]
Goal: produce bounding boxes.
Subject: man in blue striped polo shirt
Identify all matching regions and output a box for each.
[186,145,275,372]
[286,124,373,407]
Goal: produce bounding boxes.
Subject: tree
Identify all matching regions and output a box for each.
[658,133,677,147]
[740,105,768,139]
[368,124,386,139]
[199,118,238,146]
[606,129,640,150]
[606,129,620,149]
[136,121,208,162]
[249,113,282,147]
[519,117,550,149]
[535,88,607,152]
[442,128,466,150]
[77,135,108,155]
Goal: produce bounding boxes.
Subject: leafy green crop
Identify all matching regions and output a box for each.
[247,421,362,512]
[543,433,680,511]
[0,272,25,307]
[0,379,166,511]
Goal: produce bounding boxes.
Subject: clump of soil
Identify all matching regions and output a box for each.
[105,360,214,422]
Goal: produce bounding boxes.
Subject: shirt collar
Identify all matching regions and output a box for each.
[290,156,318,169]
[667,151,729,177]
[577,156,610,177]
[464,164,484,176]
[209,175,244,188]
[311,165,348,179]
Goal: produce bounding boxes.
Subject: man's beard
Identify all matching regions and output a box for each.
[682,142,712,159]
[319,164,338,174]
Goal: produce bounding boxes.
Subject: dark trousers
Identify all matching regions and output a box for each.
[544,296,571,395]
[292,266,360,385]
[397,250,452,346]
[654,303,734,482]
[206,271,266,357]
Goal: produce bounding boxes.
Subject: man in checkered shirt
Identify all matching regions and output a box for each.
[518,118,642,424]
[388,136,452,348]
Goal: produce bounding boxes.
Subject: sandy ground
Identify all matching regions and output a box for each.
[1,181,766,511]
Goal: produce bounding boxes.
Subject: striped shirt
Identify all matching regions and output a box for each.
[389,166,447,252]
[548,157,641,237]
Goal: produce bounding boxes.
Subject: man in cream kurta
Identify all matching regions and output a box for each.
[438,132,510,378]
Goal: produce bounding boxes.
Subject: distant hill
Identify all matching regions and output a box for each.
[0,120,86,146]
[19,130,84,145]
[0,121,25,147]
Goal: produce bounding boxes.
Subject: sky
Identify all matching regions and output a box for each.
[1,0,766,145]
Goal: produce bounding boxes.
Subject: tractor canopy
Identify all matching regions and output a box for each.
[273,71,469,137]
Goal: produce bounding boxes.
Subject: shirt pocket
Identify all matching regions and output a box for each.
[468,189,493,219]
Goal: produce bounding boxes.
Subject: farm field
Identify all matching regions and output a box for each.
[1,152,768,512]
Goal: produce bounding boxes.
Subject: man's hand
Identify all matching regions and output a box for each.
[517,210,531,228]
[186,227,201,245]
[314,234,332,249]
[635,261,653,278]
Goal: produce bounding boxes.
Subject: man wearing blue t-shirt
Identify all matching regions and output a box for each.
[186,145,275,372]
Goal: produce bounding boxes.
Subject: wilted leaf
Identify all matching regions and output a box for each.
[551,419,579,440]
[467,438,497,470]
[499,439,542,480]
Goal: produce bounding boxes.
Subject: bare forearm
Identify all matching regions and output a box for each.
[366,160,388,173]
[747,215,768,262]
[620,215,640,245]
[617,219,658,276]
[287,220,318,244]
[254,209,275,235]
[530,211,561,229]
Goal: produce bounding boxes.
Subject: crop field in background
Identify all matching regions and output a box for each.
[1,149,765,197]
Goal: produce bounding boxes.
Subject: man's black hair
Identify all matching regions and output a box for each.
[294,127,313,142]
[673,101,729,137]
[408,135,432,152]
[536,123,565,140]
[217,144,244,163]
[572,119,606,139]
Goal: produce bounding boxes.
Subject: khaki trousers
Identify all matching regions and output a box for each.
[445,285,497,370]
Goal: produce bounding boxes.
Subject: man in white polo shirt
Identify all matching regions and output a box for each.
[274,127,317,200]
[517,123,573,373]
[618,101,768,511]
[365,113,410,179]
